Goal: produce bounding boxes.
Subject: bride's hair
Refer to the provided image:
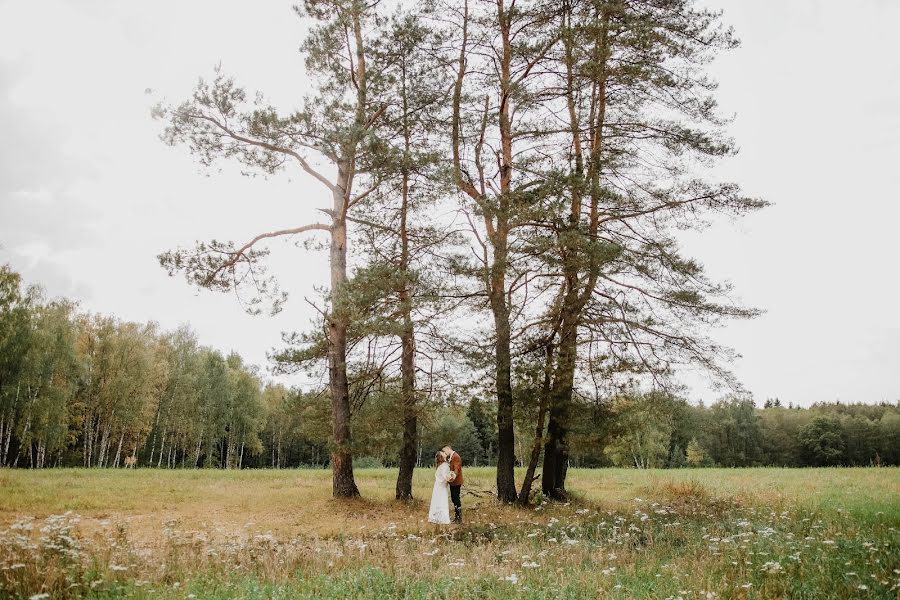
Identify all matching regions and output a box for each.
[435,451,446,467]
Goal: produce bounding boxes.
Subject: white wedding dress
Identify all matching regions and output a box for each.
[428,463,452,524]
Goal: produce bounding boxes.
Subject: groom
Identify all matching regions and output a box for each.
[442,445,463,524]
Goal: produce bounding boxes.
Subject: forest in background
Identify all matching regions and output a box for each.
[2,264,897,473]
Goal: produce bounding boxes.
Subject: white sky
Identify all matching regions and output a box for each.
[1,0,898,406]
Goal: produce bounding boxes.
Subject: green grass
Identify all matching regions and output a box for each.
[1,467,898,598]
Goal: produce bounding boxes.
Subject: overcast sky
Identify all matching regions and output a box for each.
[1,1,898,406]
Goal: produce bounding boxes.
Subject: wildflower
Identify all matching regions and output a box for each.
[740,583,752,589]
[858,584,868,591]
[110,565,129,572]
[501,574,519,584]
[29,594,50,600]
[760,561,783,574]
[522,561,540,568]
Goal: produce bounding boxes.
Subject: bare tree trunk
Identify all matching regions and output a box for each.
[519,343,554,503]
[114,432,124,468]
[35,439,44,469]
[14,412,32,468]
[148,405,161,468]
[98,412,114,468]
[3,384,21,465]
[83,411,92,467]
[0,413,6,466]
[489,0,521,504]
[543,322,577,498]
[224,430,231,470]
[327,162,360,498]
[194,438,202,467]
[157,431,167,468]
[395,112,418,499]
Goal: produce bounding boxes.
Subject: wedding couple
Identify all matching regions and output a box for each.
[428,445,463,525]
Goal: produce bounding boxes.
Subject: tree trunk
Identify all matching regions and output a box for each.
[490,0,518,504]
[519,343,554,504]
[327,172,359,498]
[98,412,114,468]
[394,116,418,500]
[36,439,45,469]
[114,432,124,468]
[0,412,6,466]
[148,405,161,468]
[492,282,517,502]
[395,325,417,499]
[158,430,167,468]
[225,429,231,469]
[14,413,31,468]
[542,320,577,499]
[83,411,92,467]
[194,437,202,467]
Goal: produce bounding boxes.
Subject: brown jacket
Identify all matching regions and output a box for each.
[448,451,464,486]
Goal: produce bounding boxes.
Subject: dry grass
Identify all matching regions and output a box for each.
[1,467,898,598]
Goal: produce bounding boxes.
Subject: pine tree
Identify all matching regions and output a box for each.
[153,1,395,496]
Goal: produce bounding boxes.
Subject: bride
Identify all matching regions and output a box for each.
[428,450,456,524]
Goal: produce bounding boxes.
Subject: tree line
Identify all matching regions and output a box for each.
[5,264,895,475]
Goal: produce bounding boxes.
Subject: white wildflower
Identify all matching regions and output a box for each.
[760,561,783,574]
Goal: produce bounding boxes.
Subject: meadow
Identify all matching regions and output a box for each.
[1,467,898,598]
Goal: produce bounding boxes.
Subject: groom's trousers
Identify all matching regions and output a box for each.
[450,484,461,511]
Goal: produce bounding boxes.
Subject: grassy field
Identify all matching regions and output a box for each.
[1,467,898,598]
